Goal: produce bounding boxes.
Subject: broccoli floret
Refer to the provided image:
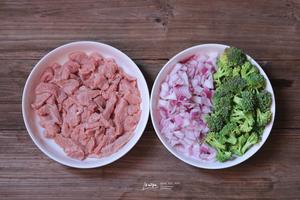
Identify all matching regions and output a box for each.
[233,91,256,112]
[219,122,239,145]
[256,109,272,127]
[205,132,226,150]
[245,73,266,92]
[205,113,224,132]
[232,66,241,77]
[257,91,272,112]
[229,134,248,156]
[231,108,255,133]
[223,76,247,94]
[212,87,231,103]
[220,122,239,136]
[218,47,247,67]
[216,150,232,162]
[213,90,232,105]
[239,119,254,133]
[241,132,259,154]
[253,125,264,136]
[214,76,248,100]
[240,61,259,79]
[213,95,233,122]
[214,61,233,86]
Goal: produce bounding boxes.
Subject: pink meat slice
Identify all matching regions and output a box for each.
[61,65,71,80]
[93,133,107,154]
[63,60,80,73]
[65,104,82,127]
[51,63,64,82]
[62,97,75,110]
[90,52,104,66]
[85,114,110,129]
[40,68,54,82]
[124,111,141,132]
[127,104,140,115]
[37,103,62,125]
[54,135,85,160]
[74,86,101,106]
[57,79,80,95]
[84,71,107,89]
[123,91,141,105]
[97,131,132,157]
[31,93,52,109]
[35,82,59,97]
[99,58,118,79]
[79,59,96,75]
[44,123,60,138]
[113,98,129,137]
[102,93,117,119]
[85,137,96,154]
[93,95,105,109]
[61,122,71,138]
[57,90,67,111]
[80,107,91,123]
[69,51,88,64]
[119,79,139,96]
[101,84,117,100]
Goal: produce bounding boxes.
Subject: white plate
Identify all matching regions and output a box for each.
[150,44,276,169]
[22,41,150,168]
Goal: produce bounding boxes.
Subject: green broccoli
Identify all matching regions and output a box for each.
[231,108,255,133]
[257,91,272,112]
[218,47,247,67]
[206,46,272,161]
[240,61,259,79]
[214,61,233,86]
[205,132,226,150]
[241,132,258,154]
[252,125,264,136]
[223,76,247,94]
[213,95,233,122]
[239,118,254,133]
[233,91,256,112]
[256,109,272,127]
[212,87,232,103]
[245,73,266,92]
[204,113,225,132]
[220,122,239,136]
[216,150,232,162]
[218,123,239,145]
[232,66,241,77]
[229,134,248,156]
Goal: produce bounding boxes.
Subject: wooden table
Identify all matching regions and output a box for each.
[0,0,299,199]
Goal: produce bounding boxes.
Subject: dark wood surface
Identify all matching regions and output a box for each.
[0,0,299,199]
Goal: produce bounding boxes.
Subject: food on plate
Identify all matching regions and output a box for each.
[205,47,272,162]
[158,47,273,163]
[158,53,218,160]
[31,51,141,160]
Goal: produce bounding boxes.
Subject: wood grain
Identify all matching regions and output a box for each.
[0,0,299,199]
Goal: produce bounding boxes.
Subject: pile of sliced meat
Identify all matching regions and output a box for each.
[31,51,141,160]
[158,53,218,161]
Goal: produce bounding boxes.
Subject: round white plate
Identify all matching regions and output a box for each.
[22,41,150,168]
[150,44,275,169]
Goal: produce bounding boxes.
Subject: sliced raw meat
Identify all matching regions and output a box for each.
[32,51,141,160]
[57,79,80,95]
[35,82,59,97]
[40,68,54,82]
[54,135,85,160]
[31,93,52,109]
